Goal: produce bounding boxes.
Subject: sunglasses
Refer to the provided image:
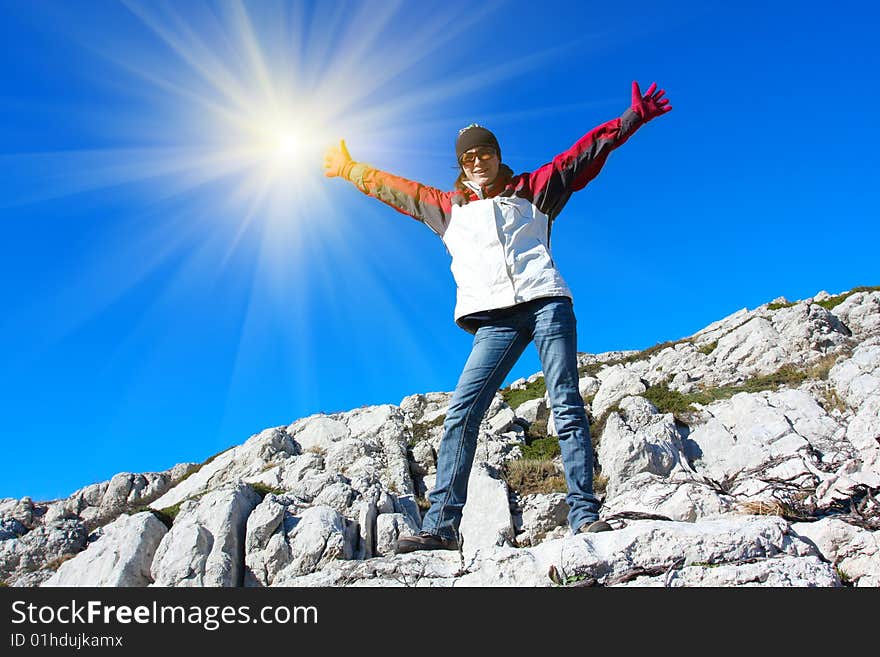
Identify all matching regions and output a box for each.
[459,147,497,166]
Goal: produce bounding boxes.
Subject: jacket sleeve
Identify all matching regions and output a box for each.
[517,108,643,223]
[342,161,453,238]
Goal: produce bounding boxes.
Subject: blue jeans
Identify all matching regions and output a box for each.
[420,296,601,540]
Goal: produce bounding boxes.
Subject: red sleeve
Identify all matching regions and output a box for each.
[516,108,643,222]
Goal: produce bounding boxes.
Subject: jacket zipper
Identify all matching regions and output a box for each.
[492,204,519,302]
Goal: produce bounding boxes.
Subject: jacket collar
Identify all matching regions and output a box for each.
[462,166,514,200]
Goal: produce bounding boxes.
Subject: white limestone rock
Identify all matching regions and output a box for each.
[515,397,545,425]
[692,307,752,346]
[829,344,880,408]
[711,317,788,378]
[792,518,880,586]
[310,405,416,502]
[597,399,687,498]
[529,515,819,587]
[150,483,260,587]
[832,290,880,338]
[618,555,838,587]
[354,493,378,561]
[486,404,517,435]
[289,414,350,453]
[410,440,436,475]
[42,512,167,587]
[601,472,734,522]
[312,482,355,514]
[811,458,880,508]
[268,505,358,585]
[346,405,401,440]
[277,515,823,587]
[0,517,28,542]
[579,375,600,400]
[400,392,451,427]
[375,512,421,556]
[687,392,816,498]
[478,425,527,470]
[592,367,647,419]
[243,494,290,587]
[768,388,839,437]
[274,550,465,587]
[458,464,514,555]
[0,519,88,587]
[39,464,195,530]
[844,396,880,454]
[245,492,358,587]
[149,428,297,510]
[643,342,711,389]
[827,346,880,458]
[514,493,569,546]
[243,451,327,498]
[769,303,851,360]
[0,497,35,530]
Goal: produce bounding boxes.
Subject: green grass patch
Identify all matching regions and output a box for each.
[806,353,843,381]
[818,386,847,414]
[690,365,809,404]
[698,341,718,355]
[680,362,828,409]
[552,571,593,586]
[815,286,880,311]
[520,436,561,460]
[250,482,284,498]
[632,339,691,361]
[501,377,546,409]
[577,340,690,376]
[589,405,621,442]
[152,502,183,528]
[203,445,235,466]
[127,505,174,529]
[169,446,234,488]
[415,495,431,512]
[593,472,608,496]
[45,554,77,571]
[409,414,446,446]
[634,358,837,418]
[767,301,796,310]
[503,459,567,496]
[577,362,604,377]
[643,383,700,416]
[173,463,204,487]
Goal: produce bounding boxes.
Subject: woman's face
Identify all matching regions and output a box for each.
[460,146,500,188]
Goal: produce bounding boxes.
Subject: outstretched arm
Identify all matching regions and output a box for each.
[521,81,672,221]
[324,139,453,237]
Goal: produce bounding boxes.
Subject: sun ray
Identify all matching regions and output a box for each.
[3,0,635,428]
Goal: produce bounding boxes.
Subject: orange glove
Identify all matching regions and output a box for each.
[323,139,353,178]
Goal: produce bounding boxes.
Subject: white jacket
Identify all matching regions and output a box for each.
[442,182,572,321]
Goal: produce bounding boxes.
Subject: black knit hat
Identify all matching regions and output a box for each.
[455,124,500,163]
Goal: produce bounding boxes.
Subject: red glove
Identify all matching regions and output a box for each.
[631,81,672,123]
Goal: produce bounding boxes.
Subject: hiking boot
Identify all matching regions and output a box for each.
[578,519,613,534]
[395,531,459,554]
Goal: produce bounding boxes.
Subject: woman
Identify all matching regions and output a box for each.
[323,81,671,553]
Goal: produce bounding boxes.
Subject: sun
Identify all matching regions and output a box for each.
[241,108,331,182]
[275,132,298,160]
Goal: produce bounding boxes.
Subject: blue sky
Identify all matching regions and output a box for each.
[1,0,877,502]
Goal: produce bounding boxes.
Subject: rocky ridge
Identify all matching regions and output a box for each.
[1,286,878,587]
